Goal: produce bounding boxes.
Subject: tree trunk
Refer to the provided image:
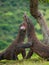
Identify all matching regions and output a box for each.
[17,14,49,60]
[0,21,27,60]
[30,0,49,44]
[37,12,49,44]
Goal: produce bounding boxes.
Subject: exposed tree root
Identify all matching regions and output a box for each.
[0,18,27,60]
[17,14,49,60]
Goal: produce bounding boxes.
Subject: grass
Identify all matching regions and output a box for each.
[0,57,49,65]
[0,53,49,65]
[0,1,49,65]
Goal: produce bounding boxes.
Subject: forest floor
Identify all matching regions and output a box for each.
[0,58,49,65]
[0,1,49,65]
[0,54,49,65]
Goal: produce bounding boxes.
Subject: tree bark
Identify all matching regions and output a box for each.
[17,14,49,60]
[30,0,49,44]
[0,21,27,60]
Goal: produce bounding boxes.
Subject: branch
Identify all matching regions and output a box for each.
[30,0,49,44]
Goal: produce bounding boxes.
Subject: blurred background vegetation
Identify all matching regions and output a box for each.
[0,0,49,50]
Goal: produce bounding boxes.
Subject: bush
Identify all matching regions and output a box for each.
[0,40,7,50]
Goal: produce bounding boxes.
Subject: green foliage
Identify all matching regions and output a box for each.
[0,1,49,65]
[0,0,49,50]
[0,40,7,50]
[39,0,49,4]
[0,54,49,65]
